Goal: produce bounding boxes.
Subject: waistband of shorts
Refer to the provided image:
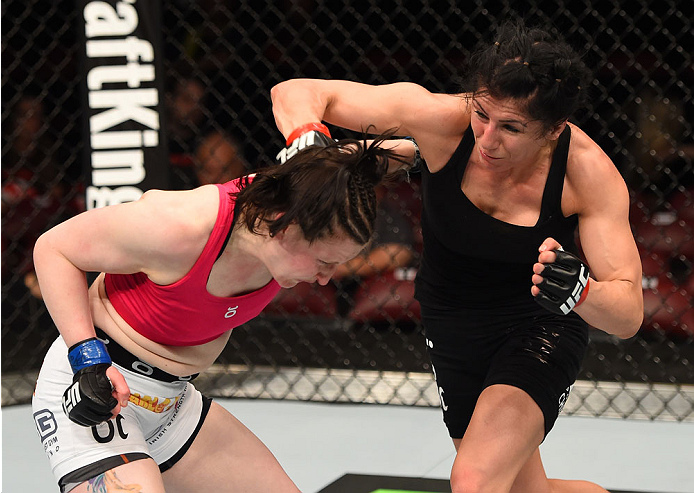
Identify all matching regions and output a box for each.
[95,327,199,383]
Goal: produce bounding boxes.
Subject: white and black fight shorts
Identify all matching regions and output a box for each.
[32,330,211,493]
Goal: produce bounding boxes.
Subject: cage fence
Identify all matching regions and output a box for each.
[2,0,693,422]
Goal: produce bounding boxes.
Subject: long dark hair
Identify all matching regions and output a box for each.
[460,20,592,133]
[234,130,406,245]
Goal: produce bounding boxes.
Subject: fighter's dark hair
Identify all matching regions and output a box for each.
[459,20,592,133]
[233,130,406,245]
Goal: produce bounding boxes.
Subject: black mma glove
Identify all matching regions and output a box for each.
[534,249,591,316]
[276,122,334,164]
[62,337,118,427]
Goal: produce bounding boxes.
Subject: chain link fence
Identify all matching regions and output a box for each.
[2,0,693,421]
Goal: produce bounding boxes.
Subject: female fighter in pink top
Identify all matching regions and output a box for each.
[32,133,415,493]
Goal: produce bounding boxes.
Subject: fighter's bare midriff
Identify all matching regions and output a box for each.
[89,273,230,376]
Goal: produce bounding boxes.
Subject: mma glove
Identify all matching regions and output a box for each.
[62,337,118,427]
[534,249,591,316]
[276,122,334,164]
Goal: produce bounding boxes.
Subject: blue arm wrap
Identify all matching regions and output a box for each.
[67,338,111,373]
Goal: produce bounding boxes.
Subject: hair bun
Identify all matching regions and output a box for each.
[553,59,572,80]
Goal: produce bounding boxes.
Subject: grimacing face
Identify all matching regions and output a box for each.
[469,94,560,168]
[268,224,365,288]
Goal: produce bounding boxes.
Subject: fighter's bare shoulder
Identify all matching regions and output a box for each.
[565,122,628,216]
[135,185,221,250]
[400,84,469,137]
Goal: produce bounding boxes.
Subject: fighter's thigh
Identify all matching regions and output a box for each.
[452,384,546,490]
[162,401,300,493]
[484,318,588,436]
[69,458,165,493]
[32,338,152,489]
[423,326,498,439]
[428,353,484,439]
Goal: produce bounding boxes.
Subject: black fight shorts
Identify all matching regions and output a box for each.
[422,305,589,439]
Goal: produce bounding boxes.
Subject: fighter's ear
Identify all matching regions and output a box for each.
[548,121,567,141]
[269,212,290,240]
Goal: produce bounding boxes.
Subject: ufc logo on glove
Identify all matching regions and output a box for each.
[534,249,591,316]
[62,382,82,415]
[560,264,589,314]
[276,123,334,164]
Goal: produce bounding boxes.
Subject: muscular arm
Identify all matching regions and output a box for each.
[271,78,468,170]
[573,193,643,337]
[559,135,643,338]
[33,186,218,348]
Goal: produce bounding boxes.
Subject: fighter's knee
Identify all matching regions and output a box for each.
[450,466,486,493]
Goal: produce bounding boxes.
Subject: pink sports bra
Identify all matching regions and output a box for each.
[104,179,280,346]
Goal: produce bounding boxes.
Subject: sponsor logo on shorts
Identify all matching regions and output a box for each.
[33,409,58,441]
[129,392,180,413]
[147,391,186,445]
[34,409,60,457]
[558,384,573,413]
[430,362,448,412]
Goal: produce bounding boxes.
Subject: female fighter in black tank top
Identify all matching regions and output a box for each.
[414,125,589,439]
[415,125,582,316]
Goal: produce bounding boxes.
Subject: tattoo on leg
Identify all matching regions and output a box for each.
[87,470,143,492]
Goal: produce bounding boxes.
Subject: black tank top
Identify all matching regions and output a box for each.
[414,125,579,311]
